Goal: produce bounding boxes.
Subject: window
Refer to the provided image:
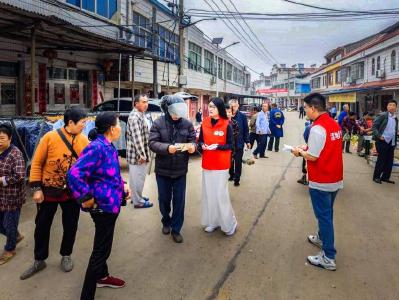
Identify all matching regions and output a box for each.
[377,56,381,71]
[67,0,80,6]
[218,58,223,79]
[82,0,94,11]
[327,73,333,86]
[48,67,67,80]
[233,67,238,83]
[335,70,341,84]
[0,61,18,77]
[67,0,116,19]
[351,62,364,80]
[311,77,321,89]
[391,50,396,71]
[1,83,16,105]
[188,42,202,71]
[204,50,214,75]
[289,82,294,90]
[226,62,232,80]
[133,12,150,49]
[70,84,80,104]
[372,58,375,75]
[54,83,65,104]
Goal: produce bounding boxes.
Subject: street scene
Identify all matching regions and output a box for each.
[0,1,399,300]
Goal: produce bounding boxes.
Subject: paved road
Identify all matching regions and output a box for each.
[1,112,398,300]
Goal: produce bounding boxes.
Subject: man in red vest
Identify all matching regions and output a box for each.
[292,93,343,271]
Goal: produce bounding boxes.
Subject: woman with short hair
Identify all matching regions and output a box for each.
[199,98,238,236]
[67,112,131,300]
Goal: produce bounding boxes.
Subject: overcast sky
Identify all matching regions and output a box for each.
[167,0,399,79]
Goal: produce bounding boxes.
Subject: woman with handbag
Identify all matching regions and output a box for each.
[199,98,238,236]
[67,112,131,300]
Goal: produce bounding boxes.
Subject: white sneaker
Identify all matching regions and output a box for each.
[204,226,218,233]
[307,251,336,271]
[225,221,238,236]
[308,234,322,249]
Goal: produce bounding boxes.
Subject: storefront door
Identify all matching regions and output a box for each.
[0,77,17,115]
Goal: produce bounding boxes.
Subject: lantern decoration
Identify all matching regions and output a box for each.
[103,59,114,75]
[43,49,58,65]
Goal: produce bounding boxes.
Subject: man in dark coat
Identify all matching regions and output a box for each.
[268,103,285,152]
[149,96,196,243]
[228,99,250,187]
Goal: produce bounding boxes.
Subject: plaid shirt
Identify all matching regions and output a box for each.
[0,145,26,211]
[126,110,150,165]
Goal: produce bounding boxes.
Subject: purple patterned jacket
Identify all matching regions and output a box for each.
[67,135,124,214]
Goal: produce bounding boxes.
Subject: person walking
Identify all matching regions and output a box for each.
[229,99,250,186]
[195,108,203,125]
[249,107,260,150]
[268,103,285,152]
[226,104,240,177]
[253,103,270,159]
[292,93,343,271]
[21,107,89,280]
[126,94,153,209]
[299,105,305,119]
[0,123,25,265]
[342,112,360,154]
[372,100,398,184]
[199,98,237,236]
[149,95,196,243]
[67,112,131,300]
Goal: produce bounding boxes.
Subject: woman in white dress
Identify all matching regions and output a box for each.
[198,97,238,236]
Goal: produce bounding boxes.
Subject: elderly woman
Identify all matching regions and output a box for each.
[0,123,25,265]
[199,97,238,236]
[67,112,130,300]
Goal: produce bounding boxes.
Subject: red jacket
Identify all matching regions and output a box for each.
[201,117,231,170]
[307,113,343,184]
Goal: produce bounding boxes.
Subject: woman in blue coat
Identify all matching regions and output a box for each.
[267,103,285,152]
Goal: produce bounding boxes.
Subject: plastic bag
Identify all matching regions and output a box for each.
[242,149,255,165]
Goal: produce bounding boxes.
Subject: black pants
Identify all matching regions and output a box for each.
[229,148,244,182]
[249,132,258,149]
[81,212,118,300]
[268,136,280,152]
[299,111,304,119]
[34,200,80,261]
[156,174,186,234]
[342,140,351,153]
[302,158,307,175]
[253,134,268,157]
[373,141,395,181]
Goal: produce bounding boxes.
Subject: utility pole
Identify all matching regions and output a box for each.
[152,6,158,98]
[30,27,36,115]
[178,0,185,92]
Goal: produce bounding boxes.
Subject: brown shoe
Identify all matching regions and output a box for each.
[171,232,183,243]
[0,251,16,265]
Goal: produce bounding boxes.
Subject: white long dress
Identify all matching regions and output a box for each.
[202,169,237,233]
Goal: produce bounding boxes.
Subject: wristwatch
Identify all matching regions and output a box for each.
[30,186,42,192]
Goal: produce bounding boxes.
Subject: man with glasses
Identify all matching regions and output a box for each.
[292,93,343,271]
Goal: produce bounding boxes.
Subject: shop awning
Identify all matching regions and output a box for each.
[0,2,145,55]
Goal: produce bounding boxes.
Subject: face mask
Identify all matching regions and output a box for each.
[168,102,188,119]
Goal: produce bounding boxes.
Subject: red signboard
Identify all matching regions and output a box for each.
[256,88,288,94]
[24,74,32,116]
[38,63,47,113]
[92,70,98,106]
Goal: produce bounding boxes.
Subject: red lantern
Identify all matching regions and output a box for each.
[43,49,58,65]
[103,59,114,75]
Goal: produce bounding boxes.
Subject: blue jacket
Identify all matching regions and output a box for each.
[338,111,348,127]
[303,121,312,143]
[269,108,285,138]
[232,111,250,149]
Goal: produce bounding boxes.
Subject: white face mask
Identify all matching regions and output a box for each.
[168,102,188,119]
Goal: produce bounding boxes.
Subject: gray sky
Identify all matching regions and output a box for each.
[175,0,399,78]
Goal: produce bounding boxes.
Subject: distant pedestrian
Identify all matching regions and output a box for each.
[196,108,203,125]
[337,104,349,127]
[342,112,360,154]
[299,105,305,119]
[226,104,240,174]
[372,100,398,184]
[200,98,237,236]
[149,95,196,243]
[268,103,285,152]
[21,107,89,280]
[229,99,250,186]
[126,94,153,209]
[0,123,25,265]
[330,105,337,119]
[292,93,343,271]
[253,103,270,158]
[249,107,259,149]
[68,112,131,300]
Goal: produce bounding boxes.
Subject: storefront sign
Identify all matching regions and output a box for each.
[257,88,288,94]
[328,92,356,103]
[38,63,47,113]
[92,70,98,106]
[24,74,32,115]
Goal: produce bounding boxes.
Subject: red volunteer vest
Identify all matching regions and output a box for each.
[307,113,343,184]
[201,117,231,170]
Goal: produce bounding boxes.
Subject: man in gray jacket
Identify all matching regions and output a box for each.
[372,100,398,184]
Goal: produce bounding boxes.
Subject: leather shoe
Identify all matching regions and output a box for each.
[171,232,183,243]
[162,225,170,235]
[373,178,382,184]
[381,179,395,184]
[234,181,240,187]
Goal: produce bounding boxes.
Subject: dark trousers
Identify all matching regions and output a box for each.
[81,212,118,300]
[373,140,395,180]
[253,134,268,157]
[156,174,186,234]
[34,200,80,260]
[342,140,351,153]
[249,132,258,149]
[229,148,244,182]
[301,158,307,175]
[299,111,304,119]
[268,136,280,152]
[0,208,20,251]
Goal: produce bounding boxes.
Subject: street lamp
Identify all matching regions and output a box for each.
[211,39,240,97]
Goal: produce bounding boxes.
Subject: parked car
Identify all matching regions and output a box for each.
[286,105,298,112]
[240,103,260,119]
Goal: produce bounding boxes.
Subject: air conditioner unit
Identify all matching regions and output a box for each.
[376,70,385,78]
